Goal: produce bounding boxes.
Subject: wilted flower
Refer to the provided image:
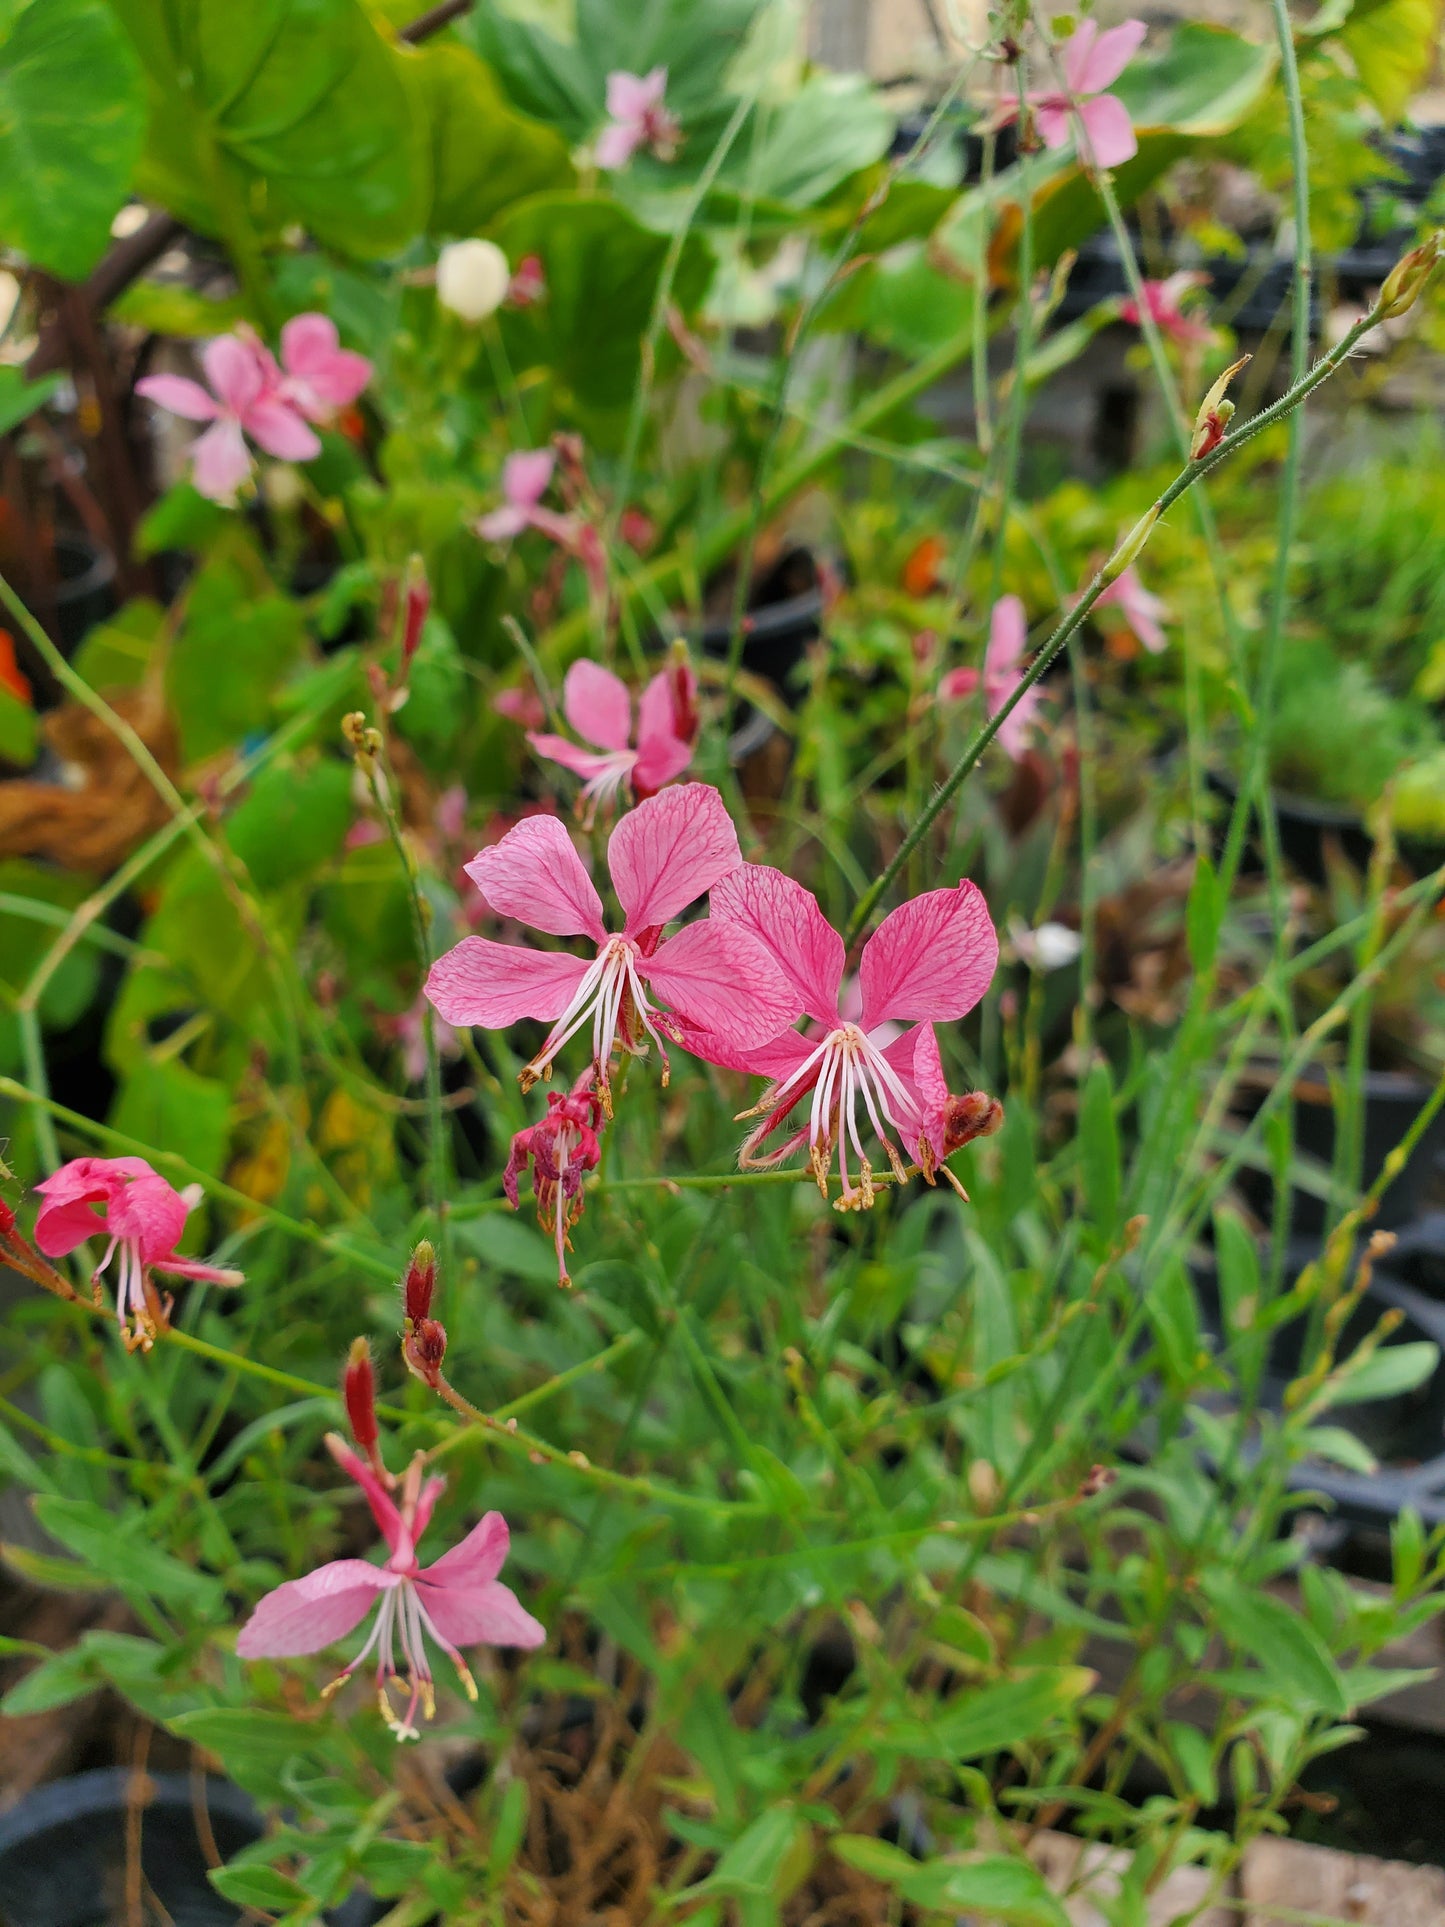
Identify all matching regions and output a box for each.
[684,868,1001,1210]
[436,239,511,322]
[939,596,1047,760]
[1120,272,1213,346]
[1000,19,1147,170]
[596,68,680,169]
[236,1433,543,1741]
[504,1076,604,1287]
[528,652,698,814]
[424,785,801,1111]
[32,1156,242,1350]
[137,316,370,501]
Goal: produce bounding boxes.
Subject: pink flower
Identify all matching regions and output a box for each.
[507,254,547,308]
[504,1075,604,1287]
[136,316,370,502]
[1001,19,1146,171]
[1094,566,1168,653]
[596,68,680,169]
[274,314,372,423]
[684,868,1001,1211]
[528,655,698,814]
[32,1156,243,1350]
[476,450,569,544]
[424,784,801,1112]
[236,1435,543,1740]
[938,596,1047,761]
[1120,271,1213,346]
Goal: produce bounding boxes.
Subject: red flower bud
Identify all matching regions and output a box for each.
[400,555,430,670]
[343,1337,379,1454]
[403,1239,436,1325]
[0,1197,14,1238]
[404,1316,448,1389]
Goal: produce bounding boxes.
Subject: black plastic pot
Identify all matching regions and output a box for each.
[0,1770,261,1927]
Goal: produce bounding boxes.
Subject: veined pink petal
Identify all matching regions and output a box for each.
[606,67,667,121]
[674,1021,811,1079]
[882,1022,945,1151]
[1077,92,1137,169]
[420,1510,509,1591]
[527,733,633,783]
[563,659,633,752]
[329,1437,410,1559]
[608,783,741,935]
[412,1475,448,1543]
[417,1575,545,1649]
[106,1172,189,1265]
[1032,100,1073,150]
[135,374,220,422]
[985,596,1027,680]
[190,420,253,500]
[857,881,998,1032]
[202,334,269,415]
[32,1157,154,1256]
[467,815,606,939]
[629,728,693,798]
[235,1559,394,1658]
[708,864,844,1026]
[502,449,555,510]
[596,120,643,168]
[425,938,592,1029]
[477,504,529,541]
[151,1254,244,1284]
[243,395,322,463]
[1068,17,1147,95]
[643,919,803,1047]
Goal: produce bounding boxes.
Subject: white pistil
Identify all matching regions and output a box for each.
[746,1023,920,1211]
[522,935,673,1113]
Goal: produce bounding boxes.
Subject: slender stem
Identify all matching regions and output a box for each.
[842,298,1385,944]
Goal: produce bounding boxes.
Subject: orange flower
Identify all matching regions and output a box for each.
[902,534,946,598]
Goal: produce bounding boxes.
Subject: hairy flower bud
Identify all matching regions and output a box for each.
[1103,502,1161,581]
[1190,353,1250,460]
[404,1316,448,1390]
[1377,232,1442,320]
[343,1337,379,1456]
[436,239,510,323]
[402,1239,437,1325]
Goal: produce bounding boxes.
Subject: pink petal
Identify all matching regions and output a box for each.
[643,920,803,1048]
[190,420,253,500]
[150,1254,244,1285]
[608,783,741,936]
[32,1157,153,1256]
[984,596,1026,680]
[708,864,844,1026]
[1069,18,1147,95]
[1077,92,1137,169]
[939,667,980,702]
[416,1575,545,1649]
[881,1023,944,1152]
[605,67,666,120]
[279,314,372,411]
[527,734,633,783]
[596,120,644,169]
[502,449,555,510]
[329,1436,410,1558]
[201,335,270,414]
[629,728,693,798]
[419,1510,509,1591]
[411,1474,448,1543]
[674,1021,811,1079]
[235,1560,393,1659]
[477,505,528,542]
[105,1171,189,1265]
[562,659,633,752]
[1033,101,1073,150]
[425,938,592,1029]
[242,395,322,463]
[135,374,219,422]
[637,660,698,751]
[857,881,999,1032]
[466,815,606,939]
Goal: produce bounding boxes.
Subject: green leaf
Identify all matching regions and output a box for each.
[31,1496,225,1614]
[1340,0,1444,122]
[1186,852,1223,976]
[111,0,427,257]
[486,1778,530,1883]
[225,754,353,891]
[1166,1720,1218,1805]
[1200,1573,1348,1715]
[456,1212,559,1285]
[400,40,572,235]
[166,544,305,763]
[108,280,247,337]
[1332,1341,1439,1405]
[0,366,60,437]
[0,682,37,767]
[393,614,466,761]
[496,193,713,412]
[1301,1425,1377,1474]
[1078,1062,1120,1231]
[834,1841,1069,1926]
[1145,1259,1202,1386]
[209,1865,310,1910]
[689,1806,806,1899]
[1113,23,1279,135]
[135,481,230,559]
[2,1643,101,1715]
[71,597,164,691]
[107,1054,232,1180]
[877,1667,1094,1763]
[0,0,145,278]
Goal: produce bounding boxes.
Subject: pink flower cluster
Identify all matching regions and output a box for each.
[137,315,371,501]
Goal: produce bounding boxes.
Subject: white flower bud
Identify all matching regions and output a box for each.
[436,240,511,323]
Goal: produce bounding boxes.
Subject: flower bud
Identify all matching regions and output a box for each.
[404,1316,448,1389]
[507,254,547,308]
[1103,502,1161,581]
[402,1239,436,1325]
[343,1337,379,1454]
[1377,232,1442,320]
[0,1198,14,1238]
[436,239,511,323]
[400,555,429,672]
[1190,354,1250,460]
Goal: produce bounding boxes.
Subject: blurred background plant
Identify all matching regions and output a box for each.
[1,0,1445,1922]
